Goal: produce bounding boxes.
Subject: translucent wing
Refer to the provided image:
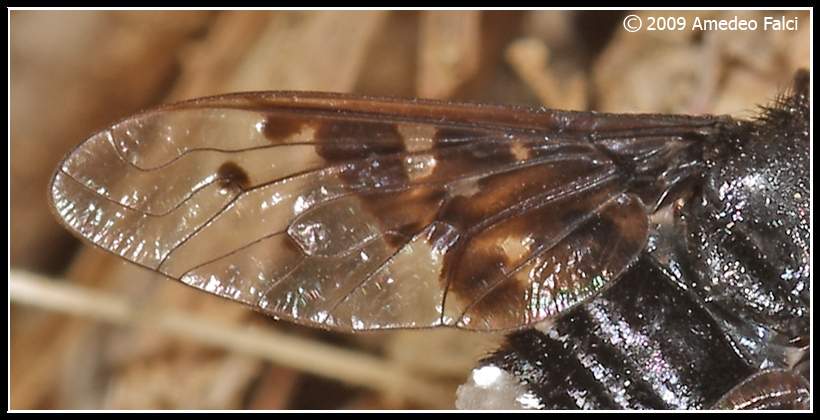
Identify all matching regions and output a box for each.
[50,92,723,331]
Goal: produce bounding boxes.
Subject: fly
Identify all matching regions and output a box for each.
[50,70,810,410]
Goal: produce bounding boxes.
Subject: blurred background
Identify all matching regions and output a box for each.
[9,10,810,410]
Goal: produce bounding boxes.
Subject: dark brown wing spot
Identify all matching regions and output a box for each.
[445,190,647,330]
[358,187,448,247]
[439,154,608,231]
[217,161,251,192]
[261,114,311,141]
[315,120,405,161]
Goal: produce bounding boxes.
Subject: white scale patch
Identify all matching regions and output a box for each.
[398,123,437,152]
[510,140,530,161]
[403,154,437,182]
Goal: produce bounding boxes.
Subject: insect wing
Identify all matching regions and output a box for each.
[51,92,693,331]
